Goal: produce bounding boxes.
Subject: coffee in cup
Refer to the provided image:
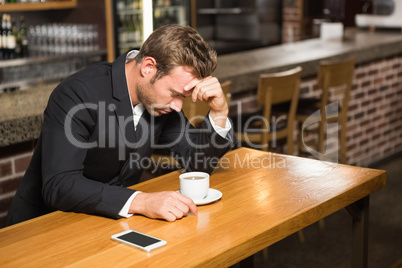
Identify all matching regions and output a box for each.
[179,172,209,201]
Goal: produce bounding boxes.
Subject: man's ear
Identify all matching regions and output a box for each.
[140,57,157,77]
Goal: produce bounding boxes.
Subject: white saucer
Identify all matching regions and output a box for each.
[177,188,222,205]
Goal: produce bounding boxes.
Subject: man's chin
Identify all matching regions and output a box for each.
[153,111,163,117]
[148,108,170,116]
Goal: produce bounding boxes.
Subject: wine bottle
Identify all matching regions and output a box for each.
[2,14,9,59]
[7,14,17,59]
[0,15,3,60]
[18,16,29,57]
[12,16,20,57]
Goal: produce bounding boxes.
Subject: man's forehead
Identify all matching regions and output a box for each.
[169,66,195,80]
[167,67,196,92]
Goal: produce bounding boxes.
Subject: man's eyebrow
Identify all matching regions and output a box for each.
[170,89,189,98]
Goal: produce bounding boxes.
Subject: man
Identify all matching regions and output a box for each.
[6,25,235,226]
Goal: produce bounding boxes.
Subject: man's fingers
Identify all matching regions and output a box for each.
[184,76,210,91]
[158,192,198,221]
[174,192,198,216]
[168,207,185,220]
[163,211,177,222]
[184,76,215,101]
[194,85,211,102]
[192,78,220,102]
[131,191,198,222]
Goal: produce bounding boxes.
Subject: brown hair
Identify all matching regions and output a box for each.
[135,24,217,84]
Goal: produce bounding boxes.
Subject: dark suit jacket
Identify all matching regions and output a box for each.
[6,51,235,226]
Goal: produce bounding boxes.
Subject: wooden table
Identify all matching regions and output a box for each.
[0,148,386,267]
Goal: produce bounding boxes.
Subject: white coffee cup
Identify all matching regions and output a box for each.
[179,172,210,201]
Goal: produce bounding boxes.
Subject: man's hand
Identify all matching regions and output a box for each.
[184,76,229,128]
[129,191,198,222]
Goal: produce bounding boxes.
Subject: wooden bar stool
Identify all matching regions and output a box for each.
[296,57,355,164]
[234,66,302,154]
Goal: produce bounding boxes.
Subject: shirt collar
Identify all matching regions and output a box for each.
[125,50,145,121]
[126,50,139,64]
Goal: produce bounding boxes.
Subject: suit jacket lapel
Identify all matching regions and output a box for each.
[110,51,137,152]
[118,112,151,186]
[118,111,168,186]
[110,51,167,186]
[108,51,138,185]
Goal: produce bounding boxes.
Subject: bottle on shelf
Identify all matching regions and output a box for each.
[11,16,19,58]
[126,15,134,42]
[7,15,14,59]
[0,18,99,60]
[0,14,30,59]
[134,13,142,42]
[0,15,3,60]
[116,0,125,11]
[18,16,29,57]
[1,14,7,59]
[5,14,16,59]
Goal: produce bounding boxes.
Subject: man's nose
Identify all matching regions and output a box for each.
[169,99,183,112]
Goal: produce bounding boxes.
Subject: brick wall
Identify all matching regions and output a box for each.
[299,55,402,166]
[230,55,402,166]
[0,141,35,228]
[349,55,402,165]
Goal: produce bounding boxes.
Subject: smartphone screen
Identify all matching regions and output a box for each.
[111,230,167,252]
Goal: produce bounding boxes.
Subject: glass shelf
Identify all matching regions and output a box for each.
[197,7,255,15]
[0,0,77,12]
[0,49,107,92]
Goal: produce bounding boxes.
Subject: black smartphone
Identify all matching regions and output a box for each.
[111,230,167,252]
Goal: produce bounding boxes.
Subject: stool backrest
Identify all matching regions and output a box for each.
[316,57,355,163]
[257,66,302,121]
[317,57,355,115]
[257,66,302,153]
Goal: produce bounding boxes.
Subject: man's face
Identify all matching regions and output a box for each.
[136,66,195,116]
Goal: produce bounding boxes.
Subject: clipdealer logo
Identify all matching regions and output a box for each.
[63,101,229,160]
[300,101,340,166]
[232,100,340,166]
[63,100,341,166]
[127,151,287,172]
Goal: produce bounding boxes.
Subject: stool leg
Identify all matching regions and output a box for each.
[298,230,306,243]
[340,118,347,164]
[318,218,325,231]
[318,108,327,160]
[262,247,269,262]
[297,121,303,156]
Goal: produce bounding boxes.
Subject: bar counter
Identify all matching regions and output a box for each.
[215,28,402,94]
[1,28,402,148]
[0,84,56,147]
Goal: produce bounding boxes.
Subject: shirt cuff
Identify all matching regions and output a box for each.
[208,114,232,138]
[118,191,142,218]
